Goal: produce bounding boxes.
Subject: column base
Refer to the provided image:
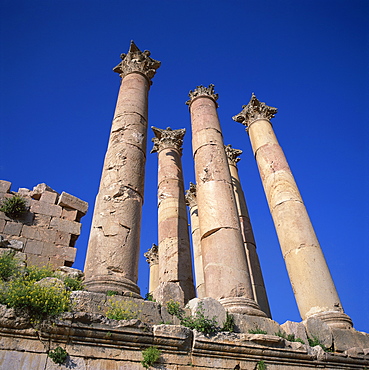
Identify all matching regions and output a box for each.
[84,275,142,299]
[219,297,267,317]
[308,310,353,329]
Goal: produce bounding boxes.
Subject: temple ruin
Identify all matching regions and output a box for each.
[0,41,368,369]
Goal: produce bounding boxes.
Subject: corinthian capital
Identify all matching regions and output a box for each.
[232,94,277,127]
[224,145,242,166]
[151,127,185,154]
[113,41,161,81]
[185,84,219,107]
[185,182,197,208]
[144,244,158,266]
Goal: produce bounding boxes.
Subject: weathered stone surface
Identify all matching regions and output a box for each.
[50,217,81,235]
[35,277,66,292]
[57,266,84,279]
[3,221,22,236]
[0,180,11,193]
[331,327,369,352]
[9,239,23,251]
[281,320,309,344]
[24,239,43,255]
[58,191,88,215]
[40,191,58,204]
[30,200,62,217]
[31,183,58,199]
[0,219,5,233]
[233,313,283,335]
[0,305,30,329]
[305,316,333,348]
[153,282,185,307]
[21,224,57,242]
[61,207,78,221]
[187,297,227,328]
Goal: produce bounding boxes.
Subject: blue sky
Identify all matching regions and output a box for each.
[1,0,368,332]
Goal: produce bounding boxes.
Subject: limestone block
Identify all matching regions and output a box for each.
[16,211,34,225]
[3,221,22,236]
[281,320,309,344]
[0,219,5,232]
[331,328,369,352]
[305,317,333,348]
[31,183,58,200]
[45,356,86,370]
[30,200,62,217]
[61,207,78,221]
[192,128,223,155]
[9,239,23,251]
[0,350,47,369]
[0,304,30,329]
[153,282,185,307]
[21,225,57,242]
[26,253,49,267]
[55,231,71,246]
[187,297,227,328]
[17,188,30,196]
[58,191,88,215]
[158,217,188,244]
[57,266,84,279]
[40,191,58,204]
[35,277,66,291]
[0,180,11,193]
[50,217,81,236]
[32,214,51,227]
[51,245,76,263]
[70,291,107,313]
[24,239,43,255]
[232,313,282,335]
[153,324,193,349]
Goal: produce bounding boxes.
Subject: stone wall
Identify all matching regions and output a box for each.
[0,300,368,370]
[0,180,87,268]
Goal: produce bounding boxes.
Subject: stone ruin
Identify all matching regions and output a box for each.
[0,41,368,369]
[0,180,87,268]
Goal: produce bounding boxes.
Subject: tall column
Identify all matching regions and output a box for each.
[225,145,272,318]
[186,85,265,316]
[233,94,352,328]
[151,127,195,303]
[185,183,205,298]
[144,244,159,294]
[84,41,160,297]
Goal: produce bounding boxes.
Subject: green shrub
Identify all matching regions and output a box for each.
[141,346,161,368]
[0,195,28,218]
[307,335,332,351]
[145,292,155,302]
[48,346,68,364]
[59,275,84,291]
[106,299,140,320]
[26,265,54,282]
[248,327,267,334]
[274,330,305,344]
[257,360,267,370]
[4,279,70,319]
[0,251,21,281]
[221,312,235,332]
[106,290,118,296]
[166,300,183,317]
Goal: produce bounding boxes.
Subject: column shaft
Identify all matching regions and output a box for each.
[144,244,159,294]
[187,86,265,316]
[152,127,195,303]
[185,183,205,298]
[233,95,352,328]
[225,145,272,318]
[84,42,160,296]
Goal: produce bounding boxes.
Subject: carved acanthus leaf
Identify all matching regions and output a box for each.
[113,41,161,81]
[151,126,185,153]
[224,145,242,166]
[185,84,219,106]
[185,182,197,208]
[232,94,277,127]
[144,244,158,266]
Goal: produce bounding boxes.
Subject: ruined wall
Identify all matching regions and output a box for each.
[0,180,87,268]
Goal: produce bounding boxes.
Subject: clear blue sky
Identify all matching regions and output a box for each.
[1,0,368,332]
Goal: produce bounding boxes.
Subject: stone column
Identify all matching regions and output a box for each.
[84,41,160,297]
[225,145,272,318]
[233,94,352,328]
[151,127,195,303]
[144,244,159,294]
[186,85,265,316]
[185,183,205,298]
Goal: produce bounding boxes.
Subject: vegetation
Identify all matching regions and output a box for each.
[145,292,155,302]
[166,300,219,335]
[48,346,68,365]
[0,253,83,321]
[141,346,161,369]
[0,195,28,218]
[274,330,305,344]
[106,299,140,320]
[106,290,118,296]
[221,311,235,333]
[248,327,267,334]
[256,360,267,370]
[307,335,333,352]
